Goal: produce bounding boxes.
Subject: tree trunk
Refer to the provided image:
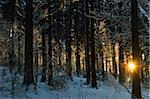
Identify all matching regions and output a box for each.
[56,11,61,67]
[66,2,72,78]
[74,2,80,76]
[76,36,80,76]
[140,50,144,83]
[41,32,46,82]
[9,0,15,70]
[48,33,52,84]
[90,0,97,88]
[66,30,72,78]
[48,1,53,84]
[35,49,38,86]
[17,34,21,74]
[117,1,124,84]
[119,41,124,83]
[106,58,108,74]
[131,0,142,98]
[112,44,117,78]
[101,51,105,81]
[23,0,34,86]
[85,0,90,84]
[58,39,62,66]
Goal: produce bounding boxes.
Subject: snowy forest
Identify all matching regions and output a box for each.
[0,0,149,99]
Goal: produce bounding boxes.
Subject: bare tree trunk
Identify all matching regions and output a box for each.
[101,51,105,81]
[117,1,124,84]
[131,0,142,98]
[17,34,21,74]
[112,44,117,78]
[23,0,34,86]
[106,58,108,74]
[41,32,46,82]
[74,2,80,76]
[140,50,144,83]
[48,32,52,84]
[66,1,72,79]
[48,1,53,84]
[66,30,72,78]
[90,0,97,88]
[58,39,62,66]
[85,0,90,84]
[76,35,80,76]
[35,48,38,86]
[56,11,62,67]
[9,0,15,71]
[119,41,124,83]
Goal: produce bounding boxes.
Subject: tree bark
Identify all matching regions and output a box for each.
[85,0,90,84]
[66,29,72,78]
[117,1,124,84]
[66,1,72,78]
[131,0,142,98]
[23,0,34,86]
[17,34,21,74]
[58,12,62,67]
[35,48,38,86]
[76,35,80,76]
[41,32,46,82]
[90,0,97,88]
[119,41,124,83]
[101,51,105,81]
[112,44,117,78]
[9,0,15,71]
[74,2,80,76]
[48,32,52,84]
[48,1,53,84]
[106,58,108,74]
[58,39,62,66]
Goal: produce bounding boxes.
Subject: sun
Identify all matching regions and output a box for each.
[128,62,135,72]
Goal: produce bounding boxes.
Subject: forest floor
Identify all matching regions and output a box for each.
[0,66,149,99]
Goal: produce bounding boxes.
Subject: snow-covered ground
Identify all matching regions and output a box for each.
[0,66,149,99]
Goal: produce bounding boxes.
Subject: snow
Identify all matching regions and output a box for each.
[138,4,149,19]
[0,66,149,99]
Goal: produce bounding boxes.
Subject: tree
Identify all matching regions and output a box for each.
[119,41,124,83]
[41,31,47,82]
[101,50,105,81]
[8,0,15,70]
[116,1,124,84]
[23,0,34,86]
[112,43,117,78]
[85,0,90,84]
[56,10,62,67]
[48,0,53,84]
[74,1,80,76]
[66,0,72,78]
[131,0,142,98]
[90,0,97,88]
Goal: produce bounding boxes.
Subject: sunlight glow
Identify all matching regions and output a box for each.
[128,62,135,72]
